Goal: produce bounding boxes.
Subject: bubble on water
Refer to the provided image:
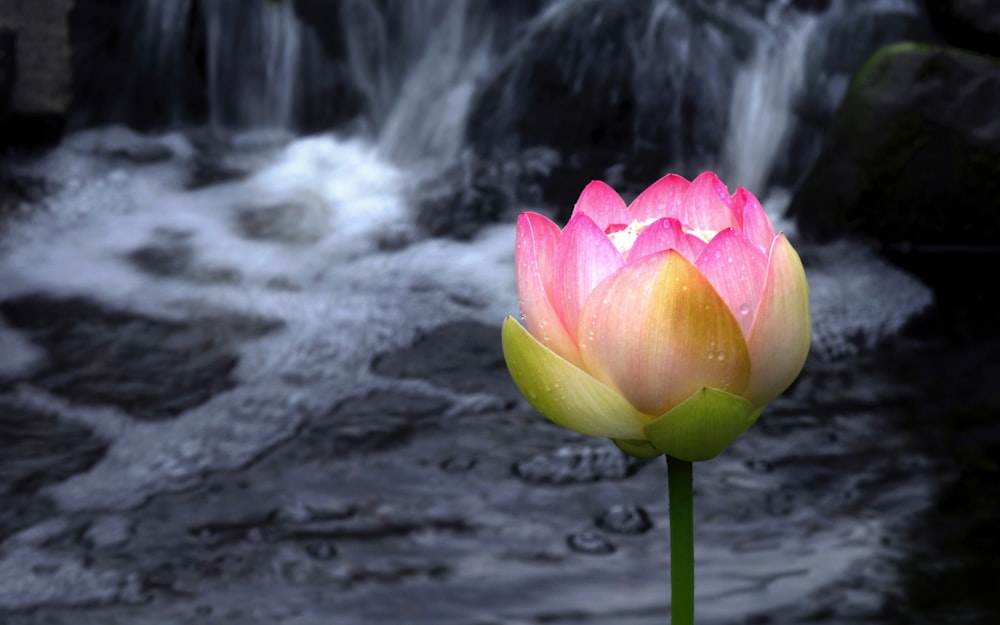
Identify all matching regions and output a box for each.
[566,531,616,555]
[595,504,653,535]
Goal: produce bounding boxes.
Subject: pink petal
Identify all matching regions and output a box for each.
[571,181,631,232]
[515,212,582,366]
[578,250,750,417]
[628,173,691,222]
[695,229,768,337]
[731,187,774,252]
[628,217,707,264]
[743,234,811,407]
[551,214,625,342]
[680,171,738,233]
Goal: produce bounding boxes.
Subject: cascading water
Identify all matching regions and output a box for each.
[0,1,953,623]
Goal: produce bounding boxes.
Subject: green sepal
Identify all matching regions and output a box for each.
[501,316,648,440]
[613,438,664,460]
[644,387,762,462]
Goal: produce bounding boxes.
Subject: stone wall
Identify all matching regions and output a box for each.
[0,0,73,117]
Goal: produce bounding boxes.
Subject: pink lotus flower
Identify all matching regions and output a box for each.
[502,172,811,461]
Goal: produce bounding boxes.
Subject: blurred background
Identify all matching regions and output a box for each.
[0,1,998,623]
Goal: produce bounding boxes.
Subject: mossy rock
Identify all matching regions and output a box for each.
[790,43,1000,297]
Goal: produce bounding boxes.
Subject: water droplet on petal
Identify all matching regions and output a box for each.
[707,351,715,360]
[716,350,726,361]
[739,303,751,316]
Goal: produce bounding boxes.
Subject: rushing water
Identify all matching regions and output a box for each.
[4,0,990,623]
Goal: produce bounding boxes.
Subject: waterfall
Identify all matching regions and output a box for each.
[200,0,303,130]
[77,0,924,195]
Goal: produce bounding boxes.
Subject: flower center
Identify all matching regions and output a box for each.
[605,219,717,257]
[605,219,656,256]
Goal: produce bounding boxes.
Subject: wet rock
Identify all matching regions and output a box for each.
[372,321,515,398]
[595,504,653,535]
[0,546,127,610]
[789,43,1000,304]
[1,0,73,119]
[0,295,282,421]
[306,392,451,455]
[440,455,477,473]
[412,149,557,239]
[126,231,194,277]
[84,516,132,550]
[60,126,187,163]
[566,530,616,555]
[304,540,337,560]
[514,444,645,485]
[186,156,251,190]
[0,173,53,219]
[234,199,329,244]
[337,561,451,588]
[0,399,107,497]
[466,0,745,214]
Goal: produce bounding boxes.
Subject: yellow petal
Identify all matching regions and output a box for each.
[502,316,648,439]
[744,234,811,407]
[579,251,751,416]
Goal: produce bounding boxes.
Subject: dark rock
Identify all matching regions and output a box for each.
[925,0,1000,58]
[306,392,451,455]
[127,231,194,278]
[127,228,242,285]
[467,0,649,157]
[440,455,477,473]
[234,200,328,244]
[0,27,14,116]
[186,157,250,190]
[514,444,645,485]
[412,149,557,239]
[0,172,52,219]
[465,0,746,216]
[372,321,515,398]
[595,504,653,535]
[0,294,283,420]
[304,540,337,560]
[789,43,1000,303]
[2,0,72,116]
[566,530,616,555]
[0,399,108,497]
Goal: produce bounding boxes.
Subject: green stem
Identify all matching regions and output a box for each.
[667,455,694,625]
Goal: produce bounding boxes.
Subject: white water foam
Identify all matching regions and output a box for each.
[0,128,517,514]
